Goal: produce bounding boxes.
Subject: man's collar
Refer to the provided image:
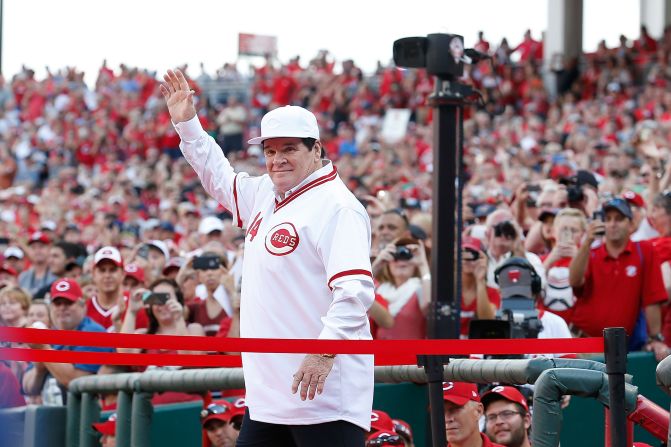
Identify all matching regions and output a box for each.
[273,160,333,202]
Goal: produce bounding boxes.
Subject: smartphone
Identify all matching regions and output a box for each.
[137,244,149,260]
[142,292,170,306]
[559,227,572,244]
[0,237,9,245]
[193,255,221,270]
[592,210,605,236]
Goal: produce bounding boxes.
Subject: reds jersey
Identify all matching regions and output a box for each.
[176,117,375,430]
[86,293,148,332]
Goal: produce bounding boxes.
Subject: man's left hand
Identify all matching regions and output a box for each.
[645,340,670,362]
[291,354,335,401]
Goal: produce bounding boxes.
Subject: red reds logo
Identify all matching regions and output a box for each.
[233,398,245,408]
[442,382,454,391]
[492,385,505,393]
[371,412,380,422]
[265,223,299,256]
[55,280,71,292]
[125,264,138,273]
[507,269,521,283]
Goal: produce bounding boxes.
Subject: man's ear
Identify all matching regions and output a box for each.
[314,141,323,160]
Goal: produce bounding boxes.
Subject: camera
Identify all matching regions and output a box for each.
[592,210,605,236]
[469,258,543,357]
[193,255,221,270]
[142,292,170,306]
[392,245,413,261]
[462,248,480,261]
[393,33,465,79]
[493,221,517,239]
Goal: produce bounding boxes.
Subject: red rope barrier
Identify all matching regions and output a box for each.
[0,327,604,367]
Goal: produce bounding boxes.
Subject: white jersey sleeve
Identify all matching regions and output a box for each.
[173,116,258,228]
[316,207,375,341]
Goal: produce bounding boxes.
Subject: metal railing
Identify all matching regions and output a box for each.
[66,357,639,447]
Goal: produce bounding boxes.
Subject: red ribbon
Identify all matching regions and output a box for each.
[0,327,603,367]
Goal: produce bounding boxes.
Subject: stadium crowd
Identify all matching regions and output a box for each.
[1,25,671,445]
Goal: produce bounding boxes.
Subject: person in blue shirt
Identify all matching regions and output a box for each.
[22,278,113,401]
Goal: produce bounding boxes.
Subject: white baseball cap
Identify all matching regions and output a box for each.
[247,105,319,145]
[94,246,123,267]
[146,240,170,262]
[4,246,24,260]
[198,216,225,235]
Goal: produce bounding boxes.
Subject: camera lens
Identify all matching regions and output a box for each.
[393,246,413,261]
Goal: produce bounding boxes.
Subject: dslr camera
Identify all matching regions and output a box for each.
[392,245,413,261]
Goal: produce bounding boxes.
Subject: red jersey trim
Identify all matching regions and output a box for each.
[233,174,242,228]
[328,269,373,290]
[274,166,338,212]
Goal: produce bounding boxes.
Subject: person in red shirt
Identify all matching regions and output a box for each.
[460,236,499,338]
[443,381,504,447]
[481,386,531,447]
[569,198,668,361]
[87,246,148,332]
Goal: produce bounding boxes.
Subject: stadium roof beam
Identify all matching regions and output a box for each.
[640,0,671,39]
[544,0,583,97]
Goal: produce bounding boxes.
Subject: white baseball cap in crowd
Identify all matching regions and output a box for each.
[198,216,225,235]
[94,246,123,267]
[247,105,320,145]
[4,246,24,260]
[146,240,170,262]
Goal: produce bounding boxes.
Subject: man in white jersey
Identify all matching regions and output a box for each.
[161,69,375,446]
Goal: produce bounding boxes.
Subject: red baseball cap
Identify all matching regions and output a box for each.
[28,231,51,245]
[94,246,123,268]
[462,236,483,253]
[123,263,145,284]
[481,385,529,412]
[366,430,401,444]
[50,278,83,302]
[0,264,17,277]
[442,381,480,406]
[370,410,396,434]
[92,413,116,436]
[622,190,645,208]
[229,396,246,418]
[201,401,234,426]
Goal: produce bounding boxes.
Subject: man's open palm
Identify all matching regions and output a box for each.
[160,69,197,124]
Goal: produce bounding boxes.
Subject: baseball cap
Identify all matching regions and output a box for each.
[442,381,480,406]
[178,202,200,216]
[392,419,413,443]
[574,169,598,189]
[158,221,175,233]
[123,263,145,284]
[0,264,17,276]
[146,240,170,262]
[474,203,497,219]
[28,231,51,245]
[50,278,83,302]
[366,431,402,445]
[40,220,57,232]
[229,396,246,418]
[462,236,483,253]
[94,246,123,267]
[538,208,559,222]
[622,190,645,208]
[247,105,320,145]
[201,401,234,426]
[92,413,117,436]
[370,410,396,434]
[603,197,633,219]
[3,246,24,260]
[162,257,184,275]
[481,385,529,412]
[198,216,225,235]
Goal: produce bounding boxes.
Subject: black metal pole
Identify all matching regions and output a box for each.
[604,327,627,447]
[0,0,4,75]
[421,78,465,447]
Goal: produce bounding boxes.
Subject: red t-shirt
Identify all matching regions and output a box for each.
[376,294,426,339]
[572,240,666,336]
[460,287,501,338]
[86,293,149,332]
[188,300,231,336]
[369,294,390,339]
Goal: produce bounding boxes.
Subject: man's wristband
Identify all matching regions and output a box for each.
[320,353,337,359]
[647,333,665,344]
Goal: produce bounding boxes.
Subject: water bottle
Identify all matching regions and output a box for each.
[42,377,63,406]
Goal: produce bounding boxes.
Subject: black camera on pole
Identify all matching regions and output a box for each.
[393,34,466,79]
[469,257,544,354]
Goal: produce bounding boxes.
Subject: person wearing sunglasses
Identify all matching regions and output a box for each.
[202,401,240,447]
[481,386,530,447]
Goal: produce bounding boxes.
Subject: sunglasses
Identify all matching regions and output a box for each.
[201,404,230,420]
[366,434,404,446]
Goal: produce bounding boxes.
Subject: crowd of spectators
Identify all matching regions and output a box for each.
[1,25,671,445]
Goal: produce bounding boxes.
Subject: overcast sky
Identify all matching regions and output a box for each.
[4,0,639,81]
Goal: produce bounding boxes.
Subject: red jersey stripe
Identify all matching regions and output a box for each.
[328,269,373,289]
[233,174,242,228]
[275,166,338,212]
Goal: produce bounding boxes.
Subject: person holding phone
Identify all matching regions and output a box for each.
[187,252,238,337]
[568,198,668,361]
[163,69,375,445]
[118,278,204,356]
